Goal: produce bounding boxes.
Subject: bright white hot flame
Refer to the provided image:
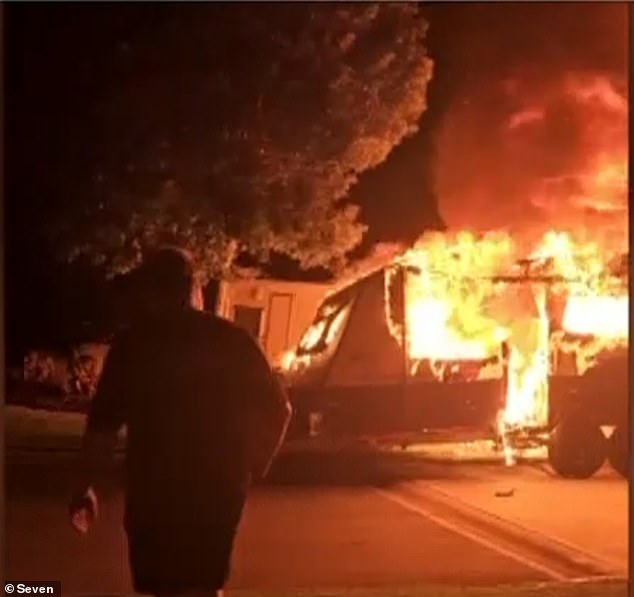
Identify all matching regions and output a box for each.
[563,295,628,339]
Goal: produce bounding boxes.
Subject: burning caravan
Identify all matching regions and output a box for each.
[279,233,628,479]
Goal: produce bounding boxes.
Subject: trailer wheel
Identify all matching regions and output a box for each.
[607,424,628,479]
[548,413,606,479]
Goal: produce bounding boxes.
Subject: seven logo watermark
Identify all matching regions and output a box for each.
[4,583,60,596]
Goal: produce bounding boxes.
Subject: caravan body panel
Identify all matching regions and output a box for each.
[327,271,405,387]
[217,279,330,364]
[286,267,503,439]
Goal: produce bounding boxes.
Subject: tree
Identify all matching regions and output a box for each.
[50,3,433,281]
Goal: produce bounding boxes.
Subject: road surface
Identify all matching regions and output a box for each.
[5,450,627,595]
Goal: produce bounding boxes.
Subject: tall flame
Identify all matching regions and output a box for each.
[387,229,627,435]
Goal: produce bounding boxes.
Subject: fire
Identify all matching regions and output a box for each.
[405,264,508,363]
[392,231,549,430]
[562,296,627,339]
[532,230,628,375]
[281,226,627,456]
[398,231,516,364]
[279,349,297,371]
[276,300,350,373]
[389,229,627,433]
[502,287,550,429]
[533,232,628,330]
[407,297,503,362]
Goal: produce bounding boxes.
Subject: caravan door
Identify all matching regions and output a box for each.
[266,292,293,362]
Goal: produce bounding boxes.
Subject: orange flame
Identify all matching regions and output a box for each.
[391,229,627,435]
[282,228,627,459]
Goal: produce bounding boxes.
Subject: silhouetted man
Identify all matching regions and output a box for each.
[69,247,292,597]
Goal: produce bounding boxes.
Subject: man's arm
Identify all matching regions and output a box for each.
[238,331,292,480]
[70,338,128,529]
[251,372,293,479]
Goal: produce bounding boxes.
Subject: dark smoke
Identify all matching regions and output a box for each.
[428,2,628,251]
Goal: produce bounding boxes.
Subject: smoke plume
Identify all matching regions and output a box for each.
[432,3,628,252]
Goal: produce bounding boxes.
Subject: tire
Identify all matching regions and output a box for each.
[548,412,607,479]
[607,424,628,479]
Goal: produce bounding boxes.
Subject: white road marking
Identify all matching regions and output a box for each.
[425,482,626,575]
[375,487,568,581]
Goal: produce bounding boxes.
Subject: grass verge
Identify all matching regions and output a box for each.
[5,405,125,451]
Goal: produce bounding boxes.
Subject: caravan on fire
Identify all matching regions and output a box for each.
[278,231,628,480]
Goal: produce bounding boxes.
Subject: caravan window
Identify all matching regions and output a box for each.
[315,285,356,320]
[297,318,329,353]
[297,291,353,356]
[233,305,263,341]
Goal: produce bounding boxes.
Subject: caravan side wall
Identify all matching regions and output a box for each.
[289,267,504,439]
[217,279,331,364]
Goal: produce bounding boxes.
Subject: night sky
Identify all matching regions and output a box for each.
[4,3,628,358]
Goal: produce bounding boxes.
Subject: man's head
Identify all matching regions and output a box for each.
[135,246,196,310]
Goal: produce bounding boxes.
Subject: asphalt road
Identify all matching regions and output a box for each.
[5,450,628,595]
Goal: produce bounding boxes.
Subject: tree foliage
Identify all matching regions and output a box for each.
[56,3,433,280]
